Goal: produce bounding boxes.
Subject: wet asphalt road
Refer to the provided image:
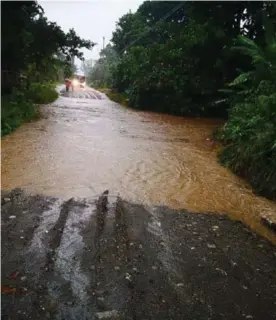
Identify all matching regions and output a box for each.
[1,189,276,320]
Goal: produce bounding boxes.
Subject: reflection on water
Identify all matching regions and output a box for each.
[2,89,276,244]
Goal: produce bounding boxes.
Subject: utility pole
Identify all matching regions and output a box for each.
[103,36,105,51]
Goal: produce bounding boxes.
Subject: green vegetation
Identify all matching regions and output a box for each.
[26,82,59,104]
[1,82,60,136]
[2,93,37,136]
[86,1,276,199]
[217,35,276,199]
[2,1,95,136]
[96,88,129,106]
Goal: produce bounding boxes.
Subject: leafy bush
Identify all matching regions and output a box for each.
[1,82,58,136]
[26,82,58,104]
[218,36,276,199]
[1,91,38,136]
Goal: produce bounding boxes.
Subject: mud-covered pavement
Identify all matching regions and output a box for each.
[2,189,276,320]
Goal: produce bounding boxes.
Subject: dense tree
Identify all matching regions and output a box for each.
[86,44,118,87]
[109,1,274,117]
[99,0,276,199]
[1,1,95,135]
[1,1,95,93]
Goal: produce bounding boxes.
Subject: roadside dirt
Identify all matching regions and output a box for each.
[1,189,276,319]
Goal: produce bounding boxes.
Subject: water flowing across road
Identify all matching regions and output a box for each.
[2,87,276,243]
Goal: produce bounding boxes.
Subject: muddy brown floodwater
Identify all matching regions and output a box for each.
[2,87,276,244]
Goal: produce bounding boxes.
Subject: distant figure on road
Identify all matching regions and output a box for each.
[65,79,71,92]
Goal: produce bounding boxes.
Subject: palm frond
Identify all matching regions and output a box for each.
[229,72,251,87]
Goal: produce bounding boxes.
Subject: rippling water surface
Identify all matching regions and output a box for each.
[2,87,276,243]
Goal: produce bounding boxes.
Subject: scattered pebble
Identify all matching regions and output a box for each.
[207,243,216,249]
[114,266,120,271]
[97,297,104,302]
[125,273,132,281]
[176,283,184,287]
[9,215,16,219]
[242,285,248,290]
[4,197,11,202]
[132,267,138,272]
[129,242,134,246]
[212,225,219,231]
[245,315,253,319]
[190,247,196,250]
[152,266,157,270]
[139,244,143,249]
[215,267,227,276]
[230,260,237,267]
[95,310,119,319]
[20,276,27,281]
[45,230,49,234]
[20,236,24,239]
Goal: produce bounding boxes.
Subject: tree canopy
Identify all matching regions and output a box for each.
[86,1,276,199]
[2,1,95,93]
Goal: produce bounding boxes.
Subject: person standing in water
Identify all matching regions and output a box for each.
[65,78,71,92]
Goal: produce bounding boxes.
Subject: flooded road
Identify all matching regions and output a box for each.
[1,86,276,243]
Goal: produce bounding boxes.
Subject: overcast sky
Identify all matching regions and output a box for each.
[39,0,143,66]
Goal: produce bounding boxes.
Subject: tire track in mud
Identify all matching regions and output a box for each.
[25,197,94,319]
[82,196,193,319]
[81,193,137,318]
[26,198,76,319]
[48,198,94,319]
[45,198,74,271]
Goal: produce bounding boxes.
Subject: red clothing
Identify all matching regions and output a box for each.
[65,79,71,88]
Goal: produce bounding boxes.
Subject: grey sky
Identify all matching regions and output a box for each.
[39,0,143,66]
